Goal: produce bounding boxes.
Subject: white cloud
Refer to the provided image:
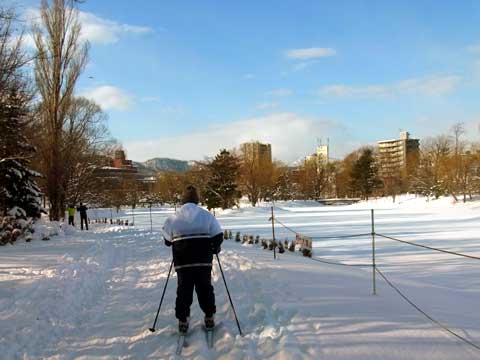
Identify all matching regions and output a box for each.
[77,11,152,44]
[256,102,278,110]
[467,43,480,54]
[396,76,461,95]
[23,8,152,47]
[267,88,293,97]
[319,75,462,99]
[286,47,336,60]
[80,85,133,111]
[320,84,389,98]
[124,113,347,162]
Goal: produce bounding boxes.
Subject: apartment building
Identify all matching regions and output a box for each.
[240,141,272,166]
[377,131,419,176]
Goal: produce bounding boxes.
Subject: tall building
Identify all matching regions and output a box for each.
[378,131,419,176]
[240,141,272,166]
[316,144,329,165]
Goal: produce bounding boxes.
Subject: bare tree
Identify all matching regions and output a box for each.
[240,156,273,207]
[62,97,111,205]
[451,122,466,197]
[0,8,26,102]
[33,0,89,220]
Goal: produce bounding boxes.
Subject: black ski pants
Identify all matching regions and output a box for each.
[175,267,215,322]
[68,216,74,226]
[80,216,88,230]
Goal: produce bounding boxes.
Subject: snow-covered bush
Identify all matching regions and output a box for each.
[268,240,276,251]
[288,241,295,252]
[302,248,312,257]
[242,234,248,244]
[0,211,34,245]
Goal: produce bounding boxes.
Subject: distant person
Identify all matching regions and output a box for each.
[162,185,223,334]
[67,205,75,226]
[77,203,88,230]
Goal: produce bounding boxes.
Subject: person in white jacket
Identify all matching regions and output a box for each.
[163,185,223,333]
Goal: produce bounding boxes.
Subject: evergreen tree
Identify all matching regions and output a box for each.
[0,90,43,217]
[349,148,382,200]
[203,149,240,210]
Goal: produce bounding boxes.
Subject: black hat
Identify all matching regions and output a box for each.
[182,185,199,205]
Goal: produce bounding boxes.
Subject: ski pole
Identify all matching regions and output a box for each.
[215,253,243,336]
[149,259,174,332]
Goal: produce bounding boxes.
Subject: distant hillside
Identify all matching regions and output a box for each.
[132,162,157,177]
[143,158,190,172]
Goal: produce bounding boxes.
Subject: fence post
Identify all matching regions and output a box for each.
[371,209,376,295]
[149,203,153,232]
[271,206,276,260]
[132,206,135,226]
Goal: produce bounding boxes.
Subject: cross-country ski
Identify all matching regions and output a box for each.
[176,333,187,356]
[204,327,215,349]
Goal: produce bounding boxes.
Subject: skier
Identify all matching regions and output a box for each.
[162,185,223,334]
[77,202,88,230]
[67,205,76,226]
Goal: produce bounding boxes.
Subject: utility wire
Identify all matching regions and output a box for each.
[375,266,480,352]
[376,233,480,261]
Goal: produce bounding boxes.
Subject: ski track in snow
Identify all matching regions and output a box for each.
[1,196,480,359]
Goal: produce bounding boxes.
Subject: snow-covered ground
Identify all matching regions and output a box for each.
[1,196,480,359]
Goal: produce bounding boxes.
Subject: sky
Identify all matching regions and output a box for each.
[8,0,480,163]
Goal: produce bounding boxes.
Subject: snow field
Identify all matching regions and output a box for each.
[1,196,480,359]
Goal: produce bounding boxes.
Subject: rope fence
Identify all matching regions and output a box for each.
[375,267,480,352]
[268,207,480,353]
[310,257,371,267]
[274,217,372,240]
[273,217,372,267]
[376,233,480,261]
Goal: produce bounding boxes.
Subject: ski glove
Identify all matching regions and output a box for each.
[210,233,223,254]
[211,244,221,254]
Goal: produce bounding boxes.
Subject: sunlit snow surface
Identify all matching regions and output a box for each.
[1,195,480,359]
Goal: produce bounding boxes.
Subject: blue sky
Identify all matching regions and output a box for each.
[11,0,480,162]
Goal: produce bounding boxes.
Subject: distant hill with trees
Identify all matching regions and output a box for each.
[142,158,190,173]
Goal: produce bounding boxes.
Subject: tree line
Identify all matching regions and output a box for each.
[1,1,118,220]
[148,128,480,209]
